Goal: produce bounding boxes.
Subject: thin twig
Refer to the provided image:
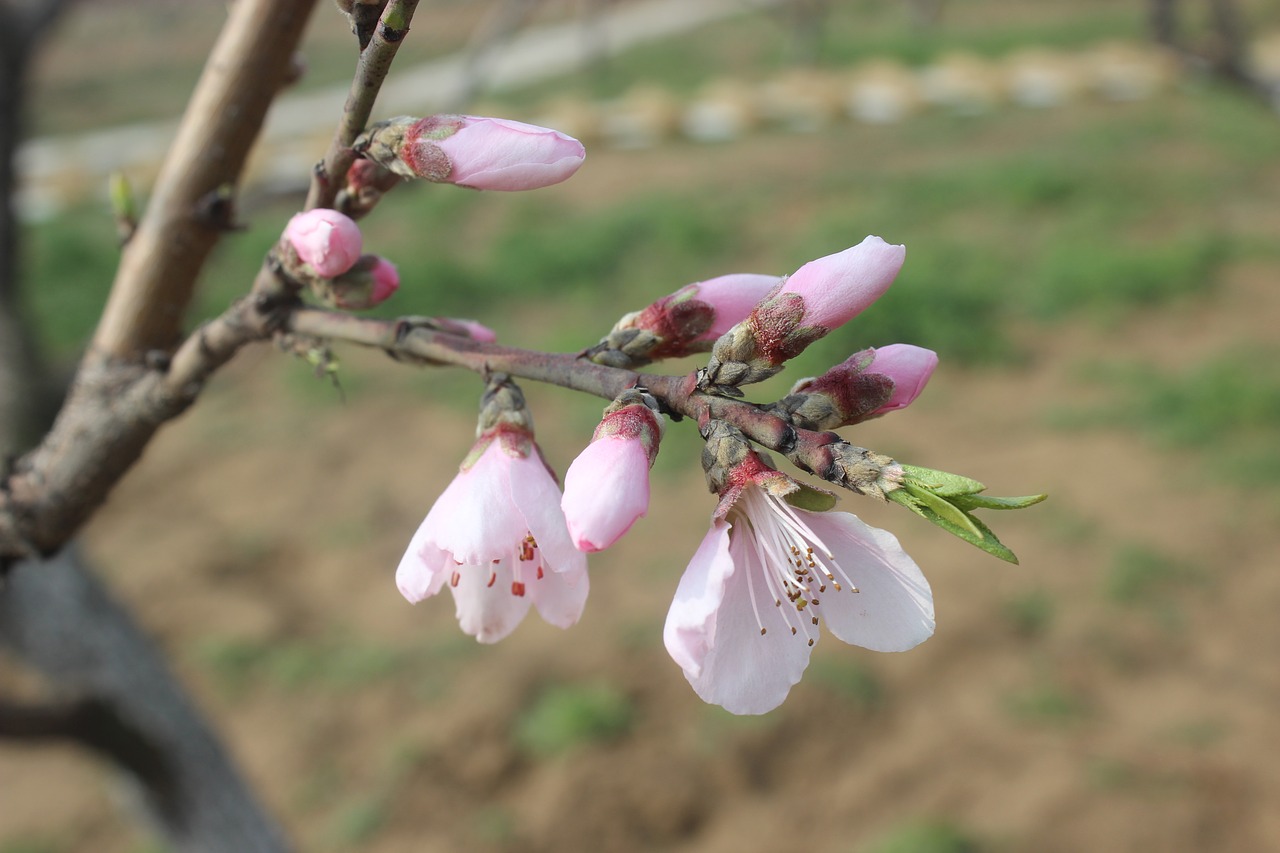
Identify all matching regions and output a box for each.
[305,0,422,212]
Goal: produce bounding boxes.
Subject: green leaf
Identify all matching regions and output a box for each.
[951,493,1048,511]
[889,489,1020,564]
[900,464,986,497]
[903,482,983,539]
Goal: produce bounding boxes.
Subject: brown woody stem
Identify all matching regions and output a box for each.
[92,0,317,360]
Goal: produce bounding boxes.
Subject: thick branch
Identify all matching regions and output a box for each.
[92,0,317,359]
[305,0,421,211]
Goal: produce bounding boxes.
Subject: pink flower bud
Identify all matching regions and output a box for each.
[407,115,585,191]
[437,318,497,343]
[284,209,363,277]
[865,344,937,413]
[778,235,905,330]
[368,257,399,305]
[562,395,663,552]
[686,273,784,341]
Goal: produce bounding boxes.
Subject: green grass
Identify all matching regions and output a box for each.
[513,682,634,756]
[1056,348,1280,491]
[859,819,985,853]
[1001,589,1055,639]
[193,633,407,697]
[1104,544,1204,607]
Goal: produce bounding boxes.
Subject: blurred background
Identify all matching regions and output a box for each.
[3,0,1280,850]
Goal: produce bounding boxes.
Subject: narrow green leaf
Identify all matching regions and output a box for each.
[904,482,983,539]
[951,493,1049,511]
[888,489,1021,564]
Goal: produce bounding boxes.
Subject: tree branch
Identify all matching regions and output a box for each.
[92,0,318,359]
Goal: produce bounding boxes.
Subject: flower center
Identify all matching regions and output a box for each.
[735,488,860,645]
[448,533,545,596]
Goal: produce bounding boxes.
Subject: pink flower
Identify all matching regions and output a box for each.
[324,255,399,310]
[865,344,938,413]
[663,462,934,715]
[562,394,663,552]
[397,427,588,643]
[774,235,905,331]
[436,318,497,343]
[284,209,363,277]
[404,115,586,192]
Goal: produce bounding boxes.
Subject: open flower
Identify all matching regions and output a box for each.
[664,429,934,714]
[397,379,587,643]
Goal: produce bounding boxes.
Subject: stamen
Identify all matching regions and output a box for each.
[511,581,526,596]
[450,571,460,587]
[486,573,496,588]
[536,566,544,580]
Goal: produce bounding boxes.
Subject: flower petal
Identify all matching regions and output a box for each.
[683,527,815,714]
[422,444,527,565]
[803,511,935,652]
[395,519,451,603]
[450,560,533,644]
[663,520,733,677]
[530,558,590,629]
[508,449,585,575]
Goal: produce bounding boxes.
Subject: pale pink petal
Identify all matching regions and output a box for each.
[562,436,651,552]
[422,444,527,565]
[694,274,784,339]
[867,344,938,412]
[681,528,815,715]
[450,559,533,644]
[803,511,935,652]
[663,521,733,676]
[782,235,905,330]
[395,522,451,603]
[508,450,584,575]
[441,116,585,191]
[530,559,590,629]
[368,257,400,305]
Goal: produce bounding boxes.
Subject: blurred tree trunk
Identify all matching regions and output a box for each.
[1148,0,1259,92]
[0,2,292,850]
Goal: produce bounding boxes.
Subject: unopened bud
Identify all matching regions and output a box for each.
[770,344,936,430]
[586,273,780,368]
[336,158,403,218]
[283,208,363,277]
[312,254,399,310]
[700,236,905,393]
[357,114,585,192]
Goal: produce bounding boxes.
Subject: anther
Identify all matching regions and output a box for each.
[511,581,526,597]
[807,638,814,647]
[450,571,460,587]
[536,566,544,580]
[791,626,797,635]
[486,573,496,588]
[759,627,767,636]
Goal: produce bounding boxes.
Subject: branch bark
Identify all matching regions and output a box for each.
[93,0,318,359]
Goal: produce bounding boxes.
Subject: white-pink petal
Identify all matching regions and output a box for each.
[799,512,935,652]
[663,521,733,677]
[284,209,363,277]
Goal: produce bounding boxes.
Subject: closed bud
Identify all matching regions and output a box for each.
[358,114,585,192]
[314,255,399,310]
[770,344,936,430]
[586,273,780,368]
[283,208,363,278]
[700,236,905,393]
